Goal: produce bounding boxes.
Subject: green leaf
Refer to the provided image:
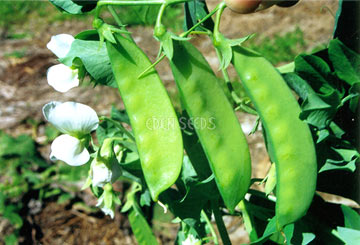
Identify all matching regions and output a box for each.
[329,39,360,112]
[319,147,359,173]
[183,0,214,32]
[49,0,96,14]
[140,189,152,207]
[336,226,360,244]
[181,112,212,180]
[60,39,117,88]
[284,223,295,245]
[111,106,130,125]
[302,233,315,245]
[283,73,330,110]
[251,216,277,244]
[75,30,100,41]
[128,206,159,245]
[283,72,340,128]
[329,39,360,86]
[341,205,360,230]
[295,54,334,94]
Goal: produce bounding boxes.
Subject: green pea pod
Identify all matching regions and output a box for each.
[106,34,183,201]
[169,41,251,213]
[232,46,317,230]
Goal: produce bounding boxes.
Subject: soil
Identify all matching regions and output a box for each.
[0,0,339,244]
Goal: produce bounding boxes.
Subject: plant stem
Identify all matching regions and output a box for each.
[213,2,226,35]
[211,200,231,245]
[201,210,219,245]
[156,3,167,28]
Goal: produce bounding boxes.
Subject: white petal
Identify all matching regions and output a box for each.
[96,195,115,219]
[50,134,90,166]
[47,64,79,93]
[47,34,74,58]
[92,162,112,187]
[91,160,121,188]
[182,235,201,245]
[42,101,99,136]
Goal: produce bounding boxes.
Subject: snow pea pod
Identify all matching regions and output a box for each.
[106,34,183,201]
[169,41,251,212]
[232,46,317,230]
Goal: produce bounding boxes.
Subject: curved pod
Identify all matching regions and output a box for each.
[106,34,183,201]
[170,41,251,212]
[232,46,317,230]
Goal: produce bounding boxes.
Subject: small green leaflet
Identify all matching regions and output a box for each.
[60,39,117,88]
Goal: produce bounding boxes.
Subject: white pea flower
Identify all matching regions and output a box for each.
[43,101,99,166]
[96,184,119,219]
[47,34,79,93]
[96,194,115,219]
[91,158,121,188]
[47,34,74,58]
[182,234,201,245]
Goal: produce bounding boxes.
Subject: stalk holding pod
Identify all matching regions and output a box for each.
[232,46,317,230]
[106,33,183,201]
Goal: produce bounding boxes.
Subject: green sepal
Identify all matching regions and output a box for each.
[213,32,254,70]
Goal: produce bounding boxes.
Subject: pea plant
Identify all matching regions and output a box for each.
[43,0,359,244]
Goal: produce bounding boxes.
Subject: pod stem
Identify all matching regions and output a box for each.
[213,1,226,35]
[211,200,231,245]
[201,210,219,245]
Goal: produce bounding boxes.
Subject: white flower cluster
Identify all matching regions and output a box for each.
[43,34,120,218]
